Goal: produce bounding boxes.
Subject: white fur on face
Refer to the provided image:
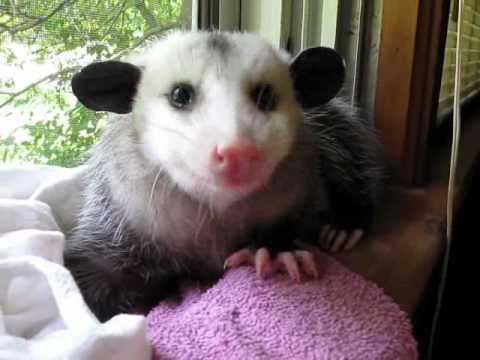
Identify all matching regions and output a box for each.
[131,31,303,211]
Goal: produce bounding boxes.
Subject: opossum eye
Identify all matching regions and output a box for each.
[251,84,276,112]
[168,84,195,109]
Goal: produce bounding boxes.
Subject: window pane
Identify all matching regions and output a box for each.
[289,0,382,116]
[0,0,192,167]
[290,0,338,54]
[437,0,480,126]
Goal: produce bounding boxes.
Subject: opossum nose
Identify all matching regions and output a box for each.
[210,140,262,185]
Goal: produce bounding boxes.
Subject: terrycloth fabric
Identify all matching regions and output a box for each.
[147,257,418,360]
[0,165,151,360]
[2,164,418,360]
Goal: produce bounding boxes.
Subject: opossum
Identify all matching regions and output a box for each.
[66,30,385,322]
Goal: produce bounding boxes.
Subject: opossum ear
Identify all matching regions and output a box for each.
[71,61,142,114]
[290,47,345,108]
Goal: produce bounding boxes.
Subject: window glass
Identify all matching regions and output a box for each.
[0,0,192,167]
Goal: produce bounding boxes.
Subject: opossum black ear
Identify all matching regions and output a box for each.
[71,61,142,114]
[290,47,345,108]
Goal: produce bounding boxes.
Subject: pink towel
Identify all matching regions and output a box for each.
[147,255,418,360]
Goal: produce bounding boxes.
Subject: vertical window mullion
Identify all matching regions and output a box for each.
[219,0,241,31]
[239,0,291,49]
[197,0,219,30]
[335,0,365,104]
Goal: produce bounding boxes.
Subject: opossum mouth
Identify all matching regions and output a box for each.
[215,170,268,190]
[186,165,271,199]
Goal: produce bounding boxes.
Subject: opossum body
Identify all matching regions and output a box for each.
[66,31,385,321]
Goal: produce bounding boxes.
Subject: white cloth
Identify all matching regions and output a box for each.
[0,165,151,360]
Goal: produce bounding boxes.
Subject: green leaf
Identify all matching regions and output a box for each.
[1,0,187,167]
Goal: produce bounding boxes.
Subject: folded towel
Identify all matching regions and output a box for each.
[0,174,151,360]
[1,164,418,360]
[147,256,418,360]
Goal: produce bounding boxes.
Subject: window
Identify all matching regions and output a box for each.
[0,0,192,167]
[238,0,381,118]
[0,0,375,167]
[437,0,480,124]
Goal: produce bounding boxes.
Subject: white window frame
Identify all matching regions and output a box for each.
[197,0,381,115]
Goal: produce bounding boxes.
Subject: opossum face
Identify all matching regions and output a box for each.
[133,32,304,209]
[72,31,345,210]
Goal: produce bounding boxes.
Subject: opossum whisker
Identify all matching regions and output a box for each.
[194,201,204,243]
[149,230,164,258]
[207,193,215,219]
[149,168,163,208]
[304,122,346,135]
[194,201,209,244]
[158,127,194,143]
[159,177,172,206]
[113,213,127,246]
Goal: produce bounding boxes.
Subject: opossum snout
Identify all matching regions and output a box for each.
[209,139,263,186]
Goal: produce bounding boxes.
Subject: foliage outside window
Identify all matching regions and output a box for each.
[0,0,190,167]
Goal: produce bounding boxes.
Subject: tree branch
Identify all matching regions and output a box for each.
[0,66,81,109]
[112,22,177,60]
[0,3,44,20]
[1,0,76,35]
[101,0,128,41]
[8,0,17,16]
[135,0,159,29]
[0,21,176,109]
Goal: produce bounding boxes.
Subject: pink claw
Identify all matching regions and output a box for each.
[255,248,272,278]
[318,226,365,253]
[277,252,301,282]
[345,229,364,250]
[325,229,337,249]
[295,250,319,279]
[320,225,330,242]
[224,247,319,282]
[330,230,348,252]
[224,248,253,269]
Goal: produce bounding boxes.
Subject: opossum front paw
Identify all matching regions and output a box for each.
[224,247,319,281]
[318,225,364,252]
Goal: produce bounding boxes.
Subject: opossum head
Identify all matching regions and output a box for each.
[71,31,345,211]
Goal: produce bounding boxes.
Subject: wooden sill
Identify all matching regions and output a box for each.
[334,185,447,315]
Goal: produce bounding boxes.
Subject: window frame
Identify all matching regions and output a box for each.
[374,0,451,185]
[196,0,240,31]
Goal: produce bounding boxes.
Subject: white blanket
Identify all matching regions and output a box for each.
[0,165,151,360]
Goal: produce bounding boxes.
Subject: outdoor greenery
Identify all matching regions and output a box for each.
[0,0,188,167]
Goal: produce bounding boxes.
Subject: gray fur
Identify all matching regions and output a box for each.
[65,97,385,321]
[307,98,385,206]
[207,32,231,56]
[65,112,318,320]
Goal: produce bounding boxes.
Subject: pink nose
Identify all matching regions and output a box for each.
[210,140,262,186]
